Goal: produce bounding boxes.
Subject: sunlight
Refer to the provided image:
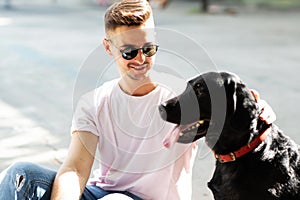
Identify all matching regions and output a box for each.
[0,17,12,26]
[0,100,64,168]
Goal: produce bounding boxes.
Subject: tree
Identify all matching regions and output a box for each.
[201,0,209,12]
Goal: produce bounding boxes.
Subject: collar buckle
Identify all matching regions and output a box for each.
[229,152,236,161]
[215,152,236,163]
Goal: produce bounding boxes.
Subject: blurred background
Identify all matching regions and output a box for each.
[0,0,300,199]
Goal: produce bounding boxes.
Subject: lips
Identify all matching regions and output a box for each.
[131,66,146,70]
[129,63,148,71]
[163,120,209,148]
[179,120,206,133]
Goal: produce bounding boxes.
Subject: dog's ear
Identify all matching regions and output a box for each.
[222,73,238,117]
[222,73,258,131]
[230,82,258,131]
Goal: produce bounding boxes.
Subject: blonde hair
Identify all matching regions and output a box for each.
[104,0,152,34]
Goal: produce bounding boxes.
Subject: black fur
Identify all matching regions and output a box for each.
[159,71,300,199]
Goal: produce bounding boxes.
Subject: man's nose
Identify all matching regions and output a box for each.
[134,49,146,63]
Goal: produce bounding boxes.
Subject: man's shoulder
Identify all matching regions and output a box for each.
[97,78,119,89]
[89,78,119,94]
[79,79,119,104]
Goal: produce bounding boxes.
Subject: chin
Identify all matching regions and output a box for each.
[128,73,149,81]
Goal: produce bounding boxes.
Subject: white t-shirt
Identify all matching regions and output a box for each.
[71,79,194,200]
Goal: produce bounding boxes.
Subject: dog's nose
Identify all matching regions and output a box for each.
[158,104,167,121]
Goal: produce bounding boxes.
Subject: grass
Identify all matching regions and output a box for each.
[187,0,300,13]
[256,0,300,9]
[234,0,300,9]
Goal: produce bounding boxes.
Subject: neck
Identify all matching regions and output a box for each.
[118,75,157,96]
[213,122,271,163]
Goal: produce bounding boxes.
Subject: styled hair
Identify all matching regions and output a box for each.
[104,0,152,34]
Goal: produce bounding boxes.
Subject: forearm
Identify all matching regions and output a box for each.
[51,168,87,200]
[50,131,97,200]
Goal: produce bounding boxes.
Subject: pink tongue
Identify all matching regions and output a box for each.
[162,127,181,148]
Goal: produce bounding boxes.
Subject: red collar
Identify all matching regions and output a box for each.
[213,127,270,163]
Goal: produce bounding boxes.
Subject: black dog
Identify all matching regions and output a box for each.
[159,71,300,200]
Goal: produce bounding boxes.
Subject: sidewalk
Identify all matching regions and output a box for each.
[1,1,300,199]
[0,100,64,169]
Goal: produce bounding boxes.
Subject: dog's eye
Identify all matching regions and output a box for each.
[195,83,205,96]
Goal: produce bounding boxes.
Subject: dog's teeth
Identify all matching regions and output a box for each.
[196,123,200,127]
[179,132,184,136]
[192,125,195,129]
[199,120,204,124]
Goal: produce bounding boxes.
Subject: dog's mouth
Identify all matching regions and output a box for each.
[177,119,210,143]
[163,119,210,147]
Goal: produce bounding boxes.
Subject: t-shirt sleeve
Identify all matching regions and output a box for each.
[71,92,99,136]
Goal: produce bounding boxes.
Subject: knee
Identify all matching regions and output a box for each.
[5,162,37,190]
[101,194,134,200]
[7,161,37,174]
[0,162,55,199]
[7,161,56,178]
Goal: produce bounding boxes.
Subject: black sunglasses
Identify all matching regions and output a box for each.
[120,44,159,60]
[108,39,159,60]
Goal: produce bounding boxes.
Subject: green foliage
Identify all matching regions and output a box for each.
[228,0,300,9]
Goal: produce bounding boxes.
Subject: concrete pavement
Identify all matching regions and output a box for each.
[0,1,300,199]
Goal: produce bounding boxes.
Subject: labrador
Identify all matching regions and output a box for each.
[159,71,300,200]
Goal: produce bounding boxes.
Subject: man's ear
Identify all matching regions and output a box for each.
[103,38,113,56]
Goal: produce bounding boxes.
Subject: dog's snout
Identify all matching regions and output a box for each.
[158,104,167,121]
[159,98,182,124]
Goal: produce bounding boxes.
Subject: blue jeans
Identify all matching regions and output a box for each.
[0,162,142,200]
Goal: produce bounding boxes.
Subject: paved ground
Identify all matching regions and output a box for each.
[0,1,300,199]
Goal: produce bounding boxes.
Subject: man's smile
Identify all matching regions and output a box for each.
[129,63,148,70]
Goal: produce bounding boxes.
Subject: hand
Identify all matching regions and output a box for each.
[250,89,276,124]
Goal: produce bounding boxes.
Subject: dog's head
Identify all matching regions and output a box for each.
[159,71,261,154]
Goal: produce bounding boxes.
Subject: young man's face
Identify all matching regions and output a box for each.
[104,18,157,81]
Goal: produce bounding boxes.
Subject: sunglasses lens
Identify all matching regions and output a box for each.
[143,45,158,57]
[121,48,138,60]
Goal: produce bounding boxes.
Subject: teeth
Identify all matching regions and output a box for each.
[179,132,184,136]
[182,120,206,133]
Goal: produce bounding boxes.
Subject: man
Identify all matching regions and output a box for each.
[0,0,275,199]
[52,0,194,199]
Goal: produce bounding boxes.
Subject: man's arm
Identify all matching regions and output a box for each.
[250,89,276,124]
[51,131,98,200]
